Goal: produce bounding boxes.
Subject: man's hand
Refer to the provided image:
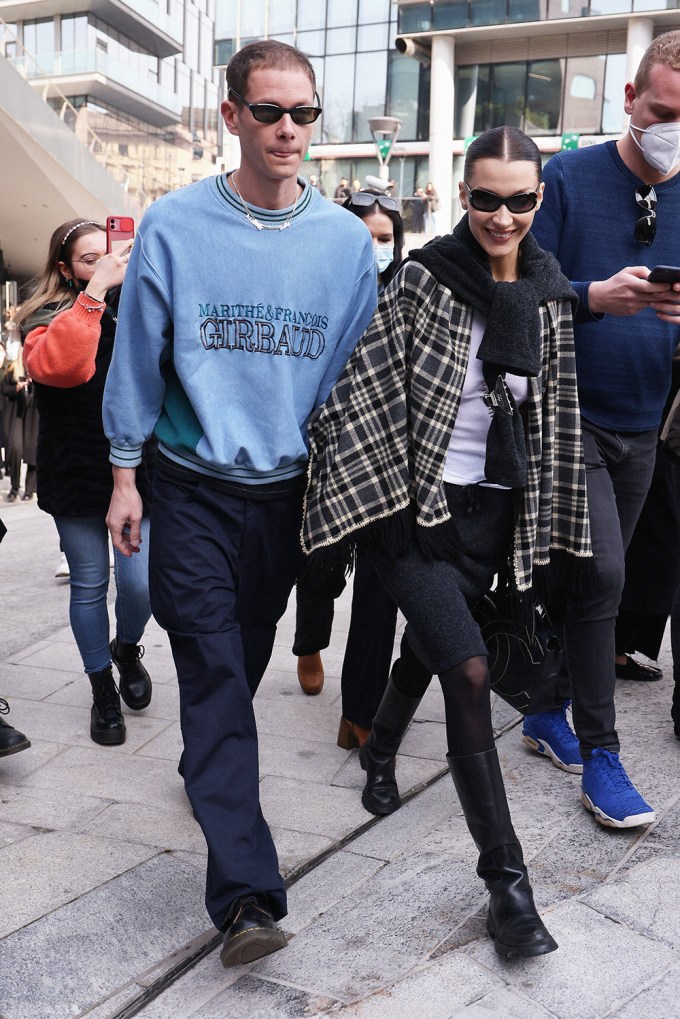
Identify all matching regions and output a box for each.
[648,281,680,324]
[588,266,673,317]
[107,466,143,557]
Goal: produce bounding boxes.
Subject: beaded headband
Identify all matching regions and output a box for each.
[60,220,103,249]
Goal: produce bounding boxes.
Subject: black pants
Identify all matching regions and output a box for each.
[294,555,398,730]
[530,419,658,755]
[149,461,303,930]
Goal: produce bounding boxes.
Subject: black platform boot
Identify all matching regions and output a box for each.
[359,670,423,815]
[110,637,152,710]
[0,698,31,757]
[89,667,126,745]
[447,748,557,959]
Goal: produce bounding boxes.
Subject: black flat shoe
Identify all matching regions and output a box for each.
[220,896,287,968]
[615,656,663,682]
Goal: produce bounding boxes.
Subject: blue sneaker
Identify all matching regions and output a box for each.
[522,702,582,774]
[581,748,655,828]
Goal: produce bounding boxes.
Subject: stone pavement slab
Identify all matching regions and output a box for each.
[2,497,680,1019]
[466,899,679,1019]
[0,855,207,1019]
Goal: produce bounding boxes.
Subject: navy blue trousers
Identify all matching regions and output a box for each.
[149,461,303,930]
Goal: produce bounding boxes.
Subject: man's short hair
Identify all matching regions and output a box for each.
[634,30,680,93]
[227,40,316,99]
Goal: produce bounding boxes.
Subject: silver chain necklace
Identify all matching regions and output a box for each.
[230,172,299,231]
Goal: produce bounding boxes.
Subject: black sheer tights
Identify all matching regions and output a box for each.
[390,636,494,758]
[439,656,494,757]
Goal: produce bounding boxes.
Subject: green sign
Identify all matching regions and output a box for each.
[561,132,579,151]
[464,136,477,151]
[303,149,311,161]
[377,139,393,160]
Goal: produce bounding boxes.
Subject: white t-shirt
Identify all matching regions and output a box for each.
[443,310,529,488]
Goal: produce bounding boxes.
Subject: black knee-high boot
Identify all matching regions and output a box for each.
[359,648,430,815]
[447,748,557,959]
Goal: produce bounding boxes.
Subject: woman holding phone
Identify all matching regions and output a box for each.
[19,218,154,747]
[303,128,595,959]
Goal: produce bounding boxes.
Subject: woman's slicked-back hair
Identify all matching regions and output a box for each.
[227,39,316,99]
[464,126,542,183]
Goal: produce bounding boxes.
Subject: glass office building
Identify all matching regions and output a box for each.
[0,0,220,202]
[215,1,680,228]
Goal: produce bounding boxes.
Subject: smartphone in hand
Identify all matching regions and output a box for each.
[106,216,135,254]
[647,265,680,284]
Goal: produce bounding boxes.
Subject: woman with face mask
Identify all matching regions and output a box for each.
[18,220,154,747]
[303,128,596,960]
[293,191,423,750]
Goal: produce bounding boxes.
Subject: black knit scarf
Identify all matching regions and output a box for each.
[409,217,576,487]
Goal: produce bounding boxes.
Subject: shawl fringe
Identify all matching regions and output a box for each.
[299,508,463,585]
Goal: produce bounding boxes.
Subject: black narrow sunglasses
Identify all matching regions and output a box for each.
[635,184,657,246]
[348,191,399,212]
[229,86,322,125]
[464,183,540,214]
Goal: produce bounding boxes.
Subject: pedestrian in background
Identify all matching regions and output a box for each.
[21,219,154,748]
[529,29,680,828]
[293,188,426,751]
[334,177,351,201]
[1,321,37,503]
[425,181,439,232]
[411,187,426,233]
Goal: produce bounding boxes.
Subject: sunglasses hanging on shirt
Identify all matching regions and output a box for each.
[634,184,657,246]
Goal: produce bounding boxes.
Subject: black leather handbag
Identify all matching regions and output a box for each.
[472,589,562,714]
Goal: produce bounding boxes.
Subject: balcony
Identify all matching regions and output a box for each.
[397,0,680,33]
[11,47,182,125]
[0,0,183,58]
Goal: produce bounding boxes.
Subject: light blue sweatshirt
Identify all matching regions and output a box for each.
[103,176,377,483]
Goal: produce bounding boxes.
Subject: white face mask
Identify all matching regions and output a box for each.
[374,243,394,275]
[630,120,680,176]
[5,339,20,361]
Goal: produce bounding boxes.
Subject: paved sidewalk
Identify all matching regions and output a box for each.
[1,492,679,1019]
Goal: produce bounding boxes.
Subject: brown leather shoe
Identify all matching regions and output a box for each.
[297,652,324,695]
[337,716,370,749]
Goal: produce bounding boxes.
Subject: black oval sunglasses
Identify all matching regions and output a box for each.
[229,87,322,126]
[464,183,540,214]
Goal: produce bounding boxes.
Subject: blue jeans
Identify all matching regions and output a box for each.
[54,516,152,674]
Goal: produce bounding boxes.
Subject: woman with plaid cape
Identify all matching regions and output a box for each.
[302,128,593,961]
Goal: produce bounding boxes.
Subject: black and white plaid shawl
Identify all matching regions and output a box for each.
[301,259,593,600]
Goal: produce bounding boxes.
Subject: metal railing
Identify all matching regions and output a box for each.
[0,17,184,208]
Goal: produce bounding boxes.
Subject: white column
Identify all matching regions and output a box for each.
[626,17,654,85]
[429,35,455,234]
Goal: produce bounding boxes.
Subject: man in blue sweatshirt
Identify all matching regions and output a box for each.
[529,30,680,828]
[103,40,376,966]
